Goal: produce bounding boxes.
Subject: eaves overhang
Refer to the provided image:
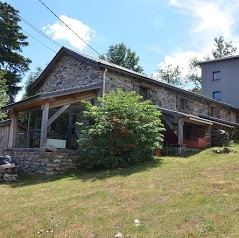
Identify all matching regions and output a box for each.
[1,82,102,112]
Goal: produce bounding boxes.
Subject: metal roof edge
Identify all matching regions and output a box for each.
[199,55,239,65]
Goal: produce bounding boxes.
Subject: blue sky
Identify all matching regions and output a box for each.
[4,0,239,100]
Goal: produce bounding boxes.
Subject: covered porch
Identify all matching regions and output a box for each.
[159,107,236,154]
[1,83,101,151]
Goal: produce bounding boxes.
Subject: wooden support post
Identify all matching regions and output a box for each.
[40,102,49,147]
[8,110,18,148]
[208,125,212,147]
[27,111,31,148]
[67,108,73,149]
[177,118,184,146]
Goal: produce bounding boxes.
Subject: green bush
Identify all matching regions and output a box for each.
[77,89,165,169]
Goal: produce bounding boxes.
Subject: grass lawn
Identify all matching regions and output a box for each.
[1,146,239,238]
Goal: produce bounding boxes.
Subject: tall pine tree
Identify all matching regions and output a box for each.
[0,2,31,101]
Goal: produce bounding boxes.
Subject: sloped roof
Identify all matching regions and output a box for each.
[29,47,239,110]
[199,54,239,65]
[2,82,101,111]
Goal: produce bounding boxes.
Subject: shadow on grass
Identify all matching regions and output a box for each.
[181,149,206,158]
[4,157,163,188]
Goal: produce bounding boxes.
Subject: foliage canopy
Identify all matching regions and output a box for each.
[212,36,237,59]
[155,64,184,87]
[99,43,144,73]
[0,70,9,120]
[0,2,31,101]
[23,66,43,98]
[77,89,164,169]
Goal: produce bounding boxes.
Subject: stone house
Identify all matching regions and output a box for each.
[1,47,239,175]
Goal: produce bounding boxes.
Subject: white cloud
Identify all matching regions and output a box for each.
[43,15,95,50]
[168,0,179,7]
[155,1,239,85]
[156,50,206,77]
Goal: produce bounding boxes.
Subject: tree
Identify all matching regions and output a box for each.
[212,36,237,59]
[0,2,31,101]
[23,66,43,98]
[0,70,9,120]
[154,64,184,87]
[77,89,164,169]
[100,43,144,73]
[186,58,202,94]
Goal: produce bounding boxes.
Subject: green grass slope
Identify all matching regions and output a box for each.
[1,146,239,238]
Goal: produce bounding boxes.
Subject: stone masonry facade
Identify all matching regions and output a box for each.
[37,54,239,123]
[38,54,103,93]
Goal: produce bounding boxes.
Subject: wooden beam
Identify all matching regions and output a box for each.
[8,110,18,148]
[161,115,174,130]
[49,90,97,109]
[40,102,49,147]
[47,104,70,127]
[177,118,184,146]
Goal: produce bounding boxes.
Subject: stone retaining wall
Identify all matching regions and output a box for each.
[3,148,81,176]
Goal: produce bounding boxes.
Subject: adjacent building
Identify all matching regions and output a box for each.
[200,55,239,109]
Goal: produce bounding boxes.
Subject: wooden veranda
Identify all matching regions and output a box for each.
[1,83,101,150]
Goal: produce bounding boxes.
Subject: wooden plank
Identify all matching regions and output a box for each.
[8,89,97,113]
[8,111,18,148]
[14,100,46,112]
[47,104,70,127]
[40,102,50,147]
[49,90,97,109]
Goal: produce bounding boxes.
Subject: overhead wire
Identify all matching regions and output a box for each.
[17,14,62,48]
[21,29,57,53]
[37,0,102,57]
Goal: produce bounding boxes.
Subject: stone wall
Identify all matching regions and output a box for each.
[3,149,81,176]
[38,54,103,93]
[37,53,239,123]
[104,70,238,122]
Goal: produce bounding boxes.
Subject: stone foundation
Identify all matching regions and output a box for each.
[3,148,81,176]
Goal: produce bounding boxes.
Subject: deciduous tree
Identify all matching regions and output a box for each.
[212,36,237,59]
[100,43,144,73]
[154,64,184,87]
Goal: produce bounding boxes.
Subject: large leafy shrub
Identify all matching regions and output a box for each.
[77,89,164,169]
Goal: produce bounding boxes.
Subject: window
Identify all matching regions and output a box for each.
[180,98,187,111]
[213,91,221,101]
[210,107,215,117]
[209,106,220,118]
[213,71,221,80]
[236,115,239,124]
[139,86,148,100]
